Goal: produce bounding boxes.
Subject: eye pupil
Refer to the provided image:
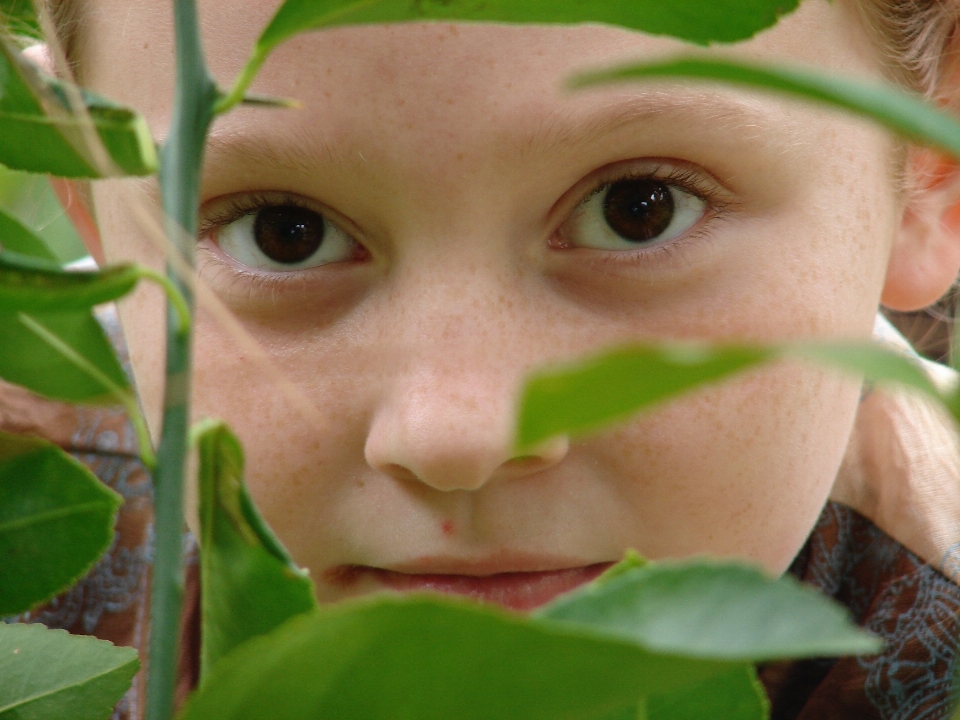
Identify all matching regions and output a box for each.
[254,205,325,264]
[602,179,674,243]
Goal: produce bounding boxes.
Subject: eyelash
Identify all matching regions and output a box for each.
[198,162,731,286]
[557,162,731,264]
[198,191,324,241]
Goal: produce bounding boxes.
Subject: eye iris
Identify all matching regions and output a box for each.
[254,205,325,264]
[602,179,675,243]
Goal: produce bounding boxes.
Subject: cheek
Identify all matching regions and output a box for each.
[585,360,861,573]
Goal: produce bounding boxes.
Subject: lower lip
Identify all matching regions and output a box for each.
[338,563,613,611]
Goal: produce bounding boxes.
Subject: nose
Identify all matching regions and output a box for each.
[364,368,569,492]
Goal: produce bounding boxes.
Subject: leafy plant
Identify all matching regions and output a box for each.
[0,623,139,720]
[1,0,959,719]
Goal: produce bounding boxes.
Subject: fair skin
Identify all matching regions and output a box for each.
[58,0,960,606]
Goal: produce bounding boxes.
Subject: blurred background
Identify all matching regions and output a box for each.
[0,164,85,263]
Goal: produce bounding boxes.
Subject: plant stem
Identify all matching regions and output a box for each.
[145,0,216,718]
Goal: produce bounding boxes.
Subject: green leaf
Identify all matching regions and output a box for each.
[0,310,131,405]
[0,249,140,312]
[194,419,317,680]
[596,705,646,720]
[570,57,960,161]
[594,549,649,585]
[515,343,773,450]
[0,36,157,178]
[537,561,881,661]
[0,0,41,39]
[0,431,122,616]
[788,343,943,397]
[648,666,768,720]
[0,208,56,261]
[515,340,958,450]
[0,622,139,719]
[217,0,801,113]
[177,595,735,720]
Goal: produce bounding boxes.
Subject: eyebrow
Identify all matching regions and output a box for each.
[202,124,342,186]
[201,88,785,182]
[523,88,778,158]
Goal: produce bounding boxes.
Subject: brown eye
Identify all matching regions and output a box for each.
[563,176,706,252]
[254,205,325,264]
[215,201,361,271]
[602,179,674,243]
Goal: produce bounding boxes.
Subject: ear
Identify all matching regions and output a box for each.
[881,149,960,311]
[49,178,106,265]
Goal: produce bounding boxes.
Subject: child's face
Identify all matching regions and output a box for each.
[84,0,905,606]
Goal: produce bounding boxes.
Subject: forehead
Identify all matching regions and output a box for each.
[81,0,882,133]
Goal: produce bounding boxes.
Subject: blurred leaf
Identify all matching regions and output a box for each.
[571,57,960,161]
[537,561,880,660]
[649,666,769,720]
[0,168,86,263]
[596,706,645,720]
[177,595,735,720]
[515,343,773,450]
[0,310,131,404]
[195,419,316,681]
[261,0,799,47]
[516,340,958,449]
[0,208,55,260]
[0,431,121,616]
[0,249,140,311]
[0,622,138,719]
[0,0,40,39]
[0,35,157,177]
[788,343,942,396]
[594,549,649,585]
[217,0,801,112]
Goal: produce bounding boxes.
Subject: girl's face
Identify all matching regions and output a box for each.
[85,0,903,606]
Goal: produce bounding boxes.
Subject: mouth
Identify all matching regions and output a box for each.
[326,560,614,611]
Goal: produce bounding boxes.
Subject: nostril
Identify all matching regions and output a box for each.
[382,463,420,483]
[504,455,544,469]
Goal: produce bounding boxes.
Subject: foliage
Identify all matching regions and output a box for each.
[183,420,876,720]
[0,429,139,719]
[2,0,960,719]
[177,568,873,720]
[0,0,38,39]
[0,35,156,177]
[516,341,954,450]
[195,420,316,679]
[0,623,138,720]
[571,56,960,163]
[216,0,800,112]
[0,431,121,617]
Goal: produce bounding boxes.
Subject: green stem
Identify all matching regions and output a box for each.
[146,0,217,718]
[213,51,266,115]
[137,266,192,336]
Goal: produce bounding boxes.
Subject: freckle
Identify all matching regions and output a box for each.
[441,520,454,535]
[397,99,405,107]
[323,91,331,98]
[456,153,464,161]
